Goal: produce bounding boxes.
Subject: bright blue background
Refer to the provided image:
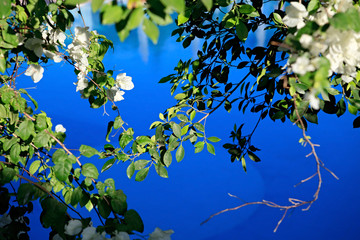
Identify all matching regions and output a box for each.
[21,4,360,240]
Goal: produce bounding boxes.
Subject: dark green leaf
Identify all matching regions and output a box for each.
[126,162,135,179]
[353,116,360,128]
[155,163,168,178]
[101,158,115,173]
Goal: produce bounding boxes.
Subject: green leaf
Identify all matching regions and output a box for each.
[127,162,135,179]
[0,167,16,184]
[201,0,213,11]
[0,0,11,18]
[177,13,189,25]
[119,133,133,149]
[248,152,261,162]
[143,18,159,44]
[127,7,144,30]
[0,104,7,118]
[235,21,248,41]
[155,163,168,178]
[124,209,144,232]
[194,123,205,132]
[111,191,127,215]
[17,119,35,141]
[207,136,220,142]
[0,52,6,73]
[101,5,124,25]
[163,150,172,167]
[172,122,181,138]
[176,145,185,162]
[161,0,185,13]
[98,198,111,218]
[29,160,41,175]
[82,163,99,179]
[101,158,115,173]
[91,0,104,12]
[33,130,51,148]
[194,141,204,153]
[80,145,99,158]
[135,167,149,182]
[3,137,18,151]
[134,160,150,170]
[206,143,215,155]
[353,116,360,128]
[54,158,72,182]
[19,89,38,110]
[348,102,357,115]
[113,116,124,129]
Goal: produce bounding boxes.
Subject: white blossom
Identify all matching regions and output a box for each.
[44,49,62,63]
[115,73,134,90]
[148,227,174,240]
[55,124,66,133]
[111,231,130,240]
[305,92,320,110]
[25,64,44,83]
[82,226,105,240]
[24,38,44,57]
[74,27,92,45]
[0,214,11,228]
[291,56,315,75]
[283,2,308,29]
[64,219,82,236]
[106,87,125,102]
[52,234,63,240]
[76,73,89,92]
[299,34,312,49]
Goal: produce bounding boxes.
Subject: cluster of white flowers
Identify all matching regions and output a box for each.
[282,0,360,109]
[106,73,134,102]
[62,220,173,240]
[67,27,92,91]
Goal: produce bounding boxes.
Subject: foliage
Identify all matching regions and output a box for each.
[0,0,360,239]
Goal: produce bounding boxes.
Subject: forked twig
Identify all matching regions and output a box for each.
[201,96,339,232]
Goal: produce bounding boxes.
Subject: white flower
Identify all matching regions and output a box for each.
[341,75,354,83]
[51,29,66,46]
[115,73,134,90]
[291,56,315,75]
[44,49,62,63]
[0,214,11,228]
[305,92,320,110]
[106,87,125,102]
[55,124,66,133]
[52,234,63,240]
[82,226,105,240]
[315,8,329,26]
[64,219,82,236]
[299,34,312,49]
[76,73,88,92]
[148,227,174,240]
[74,27,92,45]
[25,64,44,83]
[24,38,44,57]
[111,231,130,240]
[283,2,308,29]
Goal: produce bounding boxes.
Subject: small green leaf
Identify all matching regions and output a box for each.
[143,18,159,44]
[135,167,149,182]
[172,123,181,138]
[206,143,215,155]
[248,152,261,162]
[194,123,205,132]
[176,145,185,162]
[82,163,99,179]
[113,116,124,129]
[163,150,172,167]
[201,0,213,11]
[101,158,115,173]
[126,162,135,179]
[80,145,99,158]
[17,119,35,141]
[29,160,41,175]
[134,160,150,170]
[91,0,104,12]
[155,164,168,178]
[235,21,248,41]
[194,141,204,153]
[54,158,72,182]
[33,130,51,148]
[127,7,144,30]
[207,136,220,142]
